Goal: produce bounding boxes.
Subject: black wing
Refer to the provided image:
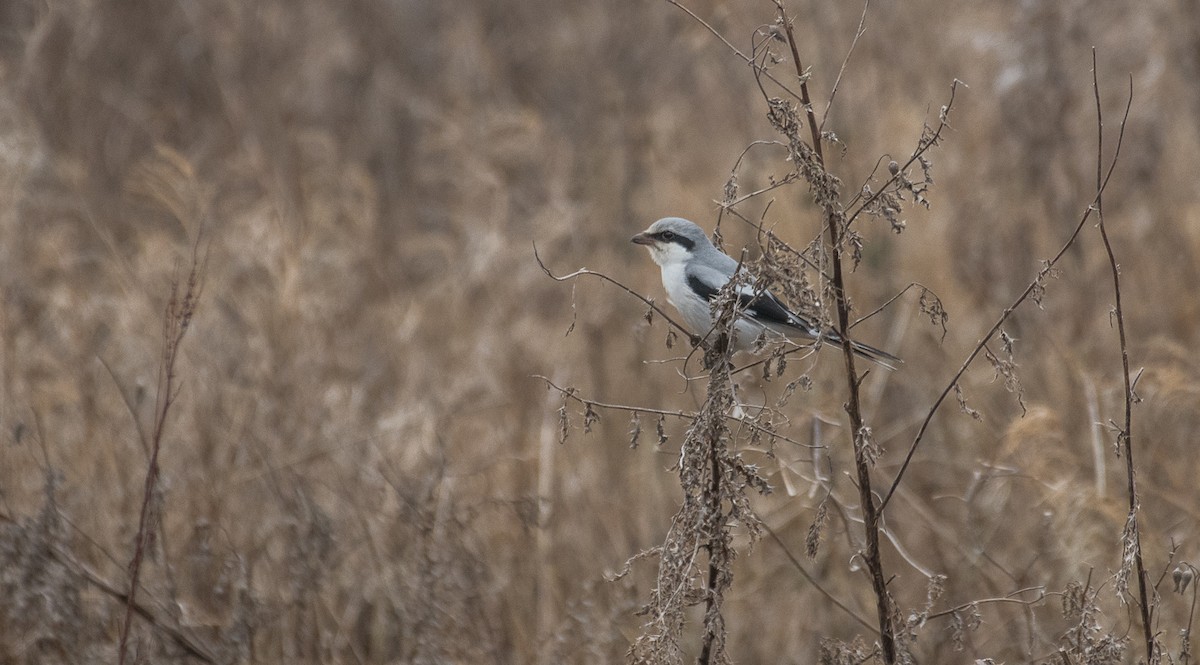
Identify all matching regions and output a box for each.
[686,274,800,328]
[686,274,901,366]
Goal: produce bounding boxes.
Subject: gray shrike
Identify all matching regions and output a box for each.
[631,217,900,367]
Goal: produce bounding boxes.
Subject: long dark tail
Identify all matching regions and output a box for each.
[822,332,902,370]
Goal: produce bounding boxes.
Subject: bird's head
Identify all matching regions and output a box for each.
[631,217,711,268]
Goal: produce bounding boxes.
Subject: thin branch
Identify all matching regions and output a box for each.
[118,233,207,665]
[533,242,698,344]
[730,341,817,377]
[850,282,936,329]
[819,0,870,132]
[664,0,805,103]
[716,173,800,210]
[774,1,896,660]
[926,586,1054,621]
[96,354,151,456]
[729,139,790,174]
[1153,542,1179,593]
[715,141,793,244]
[720,206,836,283]
[762,523,876,631]
[1092,51,1152,660]
[879,63,1134,514]
[536,375,820,450]
[844,79,962,228]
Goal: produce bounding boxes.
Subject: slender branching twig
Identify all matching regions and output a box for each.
[926,586,1055,620]
[536,376,817,451]
[819,0,870,132]
[1091,50,1153,661]
[844,80,961,228]
[117,236,207,665]
[879,79,1134,514]
[762,523,876,632]
[663,0,805,103]
[534,242,698,345]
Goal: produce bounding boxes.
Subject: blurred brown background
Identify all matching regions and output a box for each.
[2,0,1199,662]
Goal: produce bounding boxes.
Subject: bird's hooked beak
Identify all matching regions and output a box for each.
[630,231,655,246]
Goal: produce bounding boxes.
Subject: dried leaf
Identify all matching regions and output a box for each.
[999,330,1017,357]
[722,173,738,206]
[985,347,1026,415]
[855,425,882,467]
[805,496,828,558]
[954,383,982,421]
[583,402,599,433]
[918,287,949,342]
[776,375,813,407]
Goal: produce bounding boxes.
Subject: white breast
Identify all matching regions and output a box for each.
[660,263,784,352]
[660,263,712,334]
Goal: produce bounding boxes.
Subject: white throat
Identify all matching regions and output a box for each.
[646,242,692,269]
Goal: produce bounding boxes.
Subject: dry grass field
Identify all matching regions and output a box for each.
[2,1,1200,663]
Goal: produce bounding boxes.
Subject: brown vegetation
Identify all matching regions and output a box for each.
[2,0,1200,662]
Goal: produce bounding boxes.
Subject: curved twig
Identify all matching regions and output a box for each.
[844,79,963,229]
[819,0,871,132]
[536,375,821,450]
[850,281,940,330]
[664,0,804,103]
[763,522,876,632]
[1092,52,1152,660]
[926,586,1055,621]
[879,74,1134,514]
[533,242,698,344]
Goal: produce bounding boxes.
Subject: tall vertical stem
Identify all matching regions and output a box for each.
[1092,53,1153,662]
[777,4,895,661]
